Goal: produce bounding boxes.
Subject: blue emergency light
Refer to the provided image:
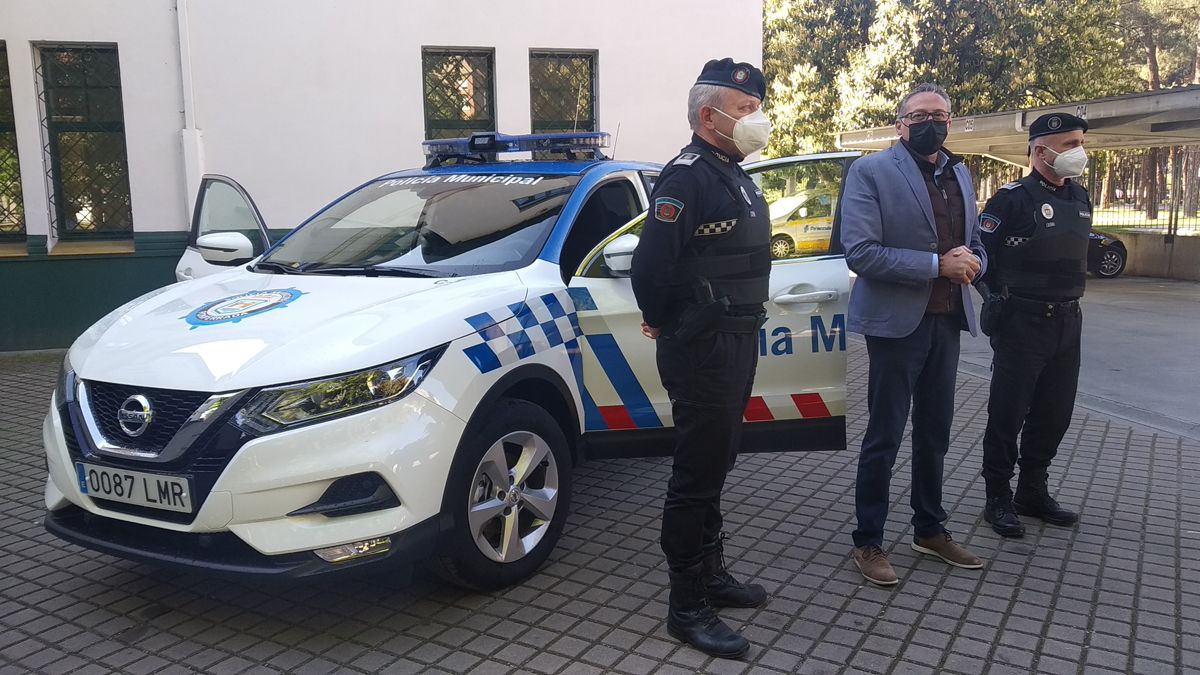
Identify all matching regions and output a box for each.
[422,131,610,166]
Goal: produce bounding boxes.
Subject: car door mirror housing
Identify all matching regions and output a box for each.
[602,233,639,277]
[197,232,256,266]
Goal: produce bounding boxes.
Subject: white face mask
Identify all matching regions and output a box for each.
[712,107,772,156]
[1044,145,1088,179]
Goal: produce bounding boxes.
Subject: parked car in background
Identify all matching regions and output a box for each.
[767,191,836,259]
[1088,229,1127,278]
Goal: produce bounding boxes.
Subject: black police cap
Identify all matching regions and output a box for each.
[1029,113,1089,140]
[695,58,766,100]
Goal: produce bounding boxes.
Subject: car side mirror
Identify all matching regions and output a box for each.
[197,232,255,266]
[602,233,639,277]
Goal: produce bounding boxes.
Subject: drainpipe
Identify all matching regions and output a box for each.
[177,0,204,224]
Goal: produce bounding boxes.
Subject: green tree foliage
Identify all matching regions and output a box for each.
[763,0,874,155]
[764,0,1173,156]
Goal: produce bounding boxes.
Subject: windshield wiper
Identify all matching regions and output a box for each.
[249,260,307,275]
[302,264,455,278]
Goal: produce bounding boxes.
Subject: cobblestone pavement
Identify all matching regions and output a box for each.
[1,343,1197,674]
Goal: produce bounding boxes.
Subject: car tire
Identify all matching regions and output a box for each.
[770,234,794,260]
[1094,247,1126,278]
[432,397,572,590]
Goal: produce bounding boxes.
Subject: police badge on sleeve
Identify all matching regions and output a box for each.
[654,197,684,223]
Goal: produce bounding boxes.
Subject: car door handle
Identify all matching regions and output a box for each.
[774,290,838,305]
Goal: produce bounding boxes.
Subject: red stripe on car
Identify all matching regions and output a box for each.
[791,393,831,418]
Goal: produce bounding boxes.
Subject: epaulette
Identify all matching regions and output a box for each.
[671,152,700,168]
[1000,182,1021,190]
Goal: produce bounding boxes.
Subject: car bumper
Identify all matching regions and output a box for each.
[44,503,440,578]
[43,389,465,572]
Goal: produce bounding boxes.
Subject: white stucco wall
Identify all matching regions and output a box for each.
[1,0,762,240]
[1,0,187,240]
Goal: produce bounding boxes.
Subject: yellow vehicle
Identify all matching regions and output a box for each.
[767,192,836,259]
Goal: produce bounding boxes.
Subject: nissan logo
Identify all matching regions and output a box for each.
[117,395,154,437]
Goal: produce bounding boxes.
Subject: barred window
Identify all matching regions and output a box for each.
[529,51,597,135]
[36,44,133,239]
[0,43,24,240]
[422,48,496,140]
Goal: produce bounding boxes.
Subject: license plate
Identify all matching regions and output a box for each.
[75,463,192,513]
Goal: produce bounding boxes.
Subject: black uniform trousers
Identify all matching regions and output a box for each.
[853,314,960,548]
[657,326,759,572]
[982,303,1082,492]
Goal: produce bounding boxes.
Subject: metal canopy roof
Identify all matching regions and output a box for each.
[834,85,1200,166]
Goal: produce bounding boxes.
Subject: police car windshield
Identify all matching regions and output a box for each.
[260,173,579,276]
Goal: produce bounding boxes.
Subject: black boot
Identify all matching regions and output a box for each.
[983,489,1025,538]
[701,535,768,608]
[667,564,750,659]
[1014,472,1078,526]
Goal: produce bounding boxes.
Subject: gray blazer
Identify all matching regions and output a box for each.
[840,143,987,338]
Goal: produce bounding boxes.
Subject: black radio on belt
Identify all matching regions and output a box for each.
[671,278,730,342]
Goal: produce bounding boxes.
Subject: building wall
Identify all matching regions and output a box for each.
[0,0,763,350]
[2,0,189,242]
[184,0,763,231]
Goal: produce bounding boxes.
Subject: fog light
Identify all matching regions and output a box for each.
[314,536,391,563]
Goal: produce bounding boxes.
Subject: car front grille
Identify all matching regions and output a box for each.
[85,381,211,453]
[60,394,254,526]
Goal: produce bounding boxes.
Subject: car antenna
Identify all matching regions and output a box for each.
[611,122,621,160]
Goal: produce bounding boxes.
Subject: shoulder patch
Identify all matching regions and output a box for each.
[673,153,700,167]
[980,213,1001,233]
[1000,182,1021,191]
[654,197,684,223]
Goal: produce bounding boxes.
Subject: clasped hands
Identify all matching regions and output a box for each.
[939,246,980,285]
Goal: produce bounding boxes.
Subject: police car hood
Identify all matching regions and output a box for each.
[69,270,527,391]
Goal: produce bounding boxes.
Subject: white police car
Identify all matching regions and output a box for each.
[43,133,855,589]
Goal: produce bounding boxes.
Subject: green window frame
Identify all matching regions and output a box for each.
[36,44,133,240]
[422,47,496,140]
[529,50,597,135]
[0,42,24,241]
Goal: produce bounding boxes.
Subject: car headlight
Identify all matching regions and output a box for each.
[54,354,76,407]
[233,346,445,435]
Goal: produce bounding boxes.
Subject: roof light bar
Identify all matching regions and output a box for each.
[422,131,610,160]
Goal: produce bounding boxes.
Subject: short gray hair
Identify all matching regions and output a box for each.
[897,83,952,120]
[687,84,729,130]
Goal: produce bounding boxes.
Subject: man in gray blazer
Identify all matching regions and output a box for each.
[840,83,988,586]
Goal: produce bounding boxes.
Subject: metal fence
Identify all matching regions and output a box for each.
[421,48,496,141]
[35,44,133,240]
[968,145,1200,237]
[0,43,24,240]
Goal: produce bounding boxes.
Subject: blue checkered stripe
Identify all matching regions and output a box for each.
[461,291,583,374]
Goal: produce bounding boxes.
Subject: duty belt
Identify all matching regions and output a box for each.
[714,313,767,333]
[1007,295,1080,318]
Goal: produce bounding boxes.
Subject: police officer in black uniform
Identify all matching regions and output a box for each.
[630,58,772,659]
[979,113,1091,538]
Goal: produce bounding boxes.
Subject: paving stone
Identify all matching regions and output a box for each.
[0,346,1193,674]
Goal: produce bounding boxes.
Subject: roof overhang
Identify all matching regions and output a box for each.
[835,85,1200,166]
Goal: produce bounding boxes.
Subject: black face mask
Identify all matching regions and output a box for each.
[906,120,948,156]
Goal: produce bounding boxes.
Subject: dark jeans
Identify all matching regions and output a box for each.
[853,314,961,548]
[657,328,758,571]
[982,307,1082,493]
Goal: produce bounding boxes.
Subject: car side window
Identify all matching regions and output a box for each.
[559,178,641,279]
[641,171,659,196]
[193,178,268,256]
[750,158,844,260]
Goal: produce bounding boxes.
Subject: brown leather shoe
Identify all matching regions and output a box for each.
[852,545,899,586]
[911,532,984,569]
